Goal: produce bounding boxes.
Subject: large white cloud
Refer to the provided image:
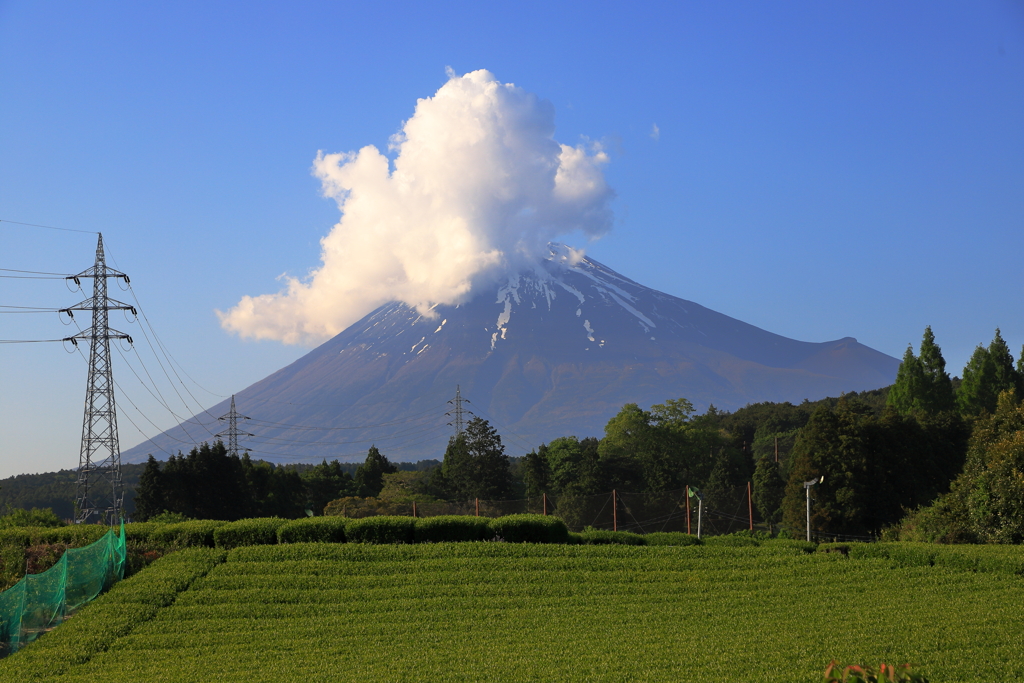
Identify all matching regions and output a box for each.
[218,69,614,345]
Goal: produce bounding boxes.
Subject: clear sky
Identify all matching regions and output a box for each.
[1,1,1022,478]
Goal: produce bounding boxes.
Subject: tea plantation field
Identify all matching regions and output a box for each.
[3,542,1024,682]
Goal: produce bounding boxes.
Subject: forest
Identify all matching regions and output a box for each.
[6,327,1024,542]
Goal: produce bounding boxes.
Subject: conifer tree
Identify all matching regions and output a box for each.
[957,345,998,417]
[888,327,955,416]
[958,330,1020,417]
[988,329,1021,396]
[887,346,926,415]
[918,326,956,413]
[522,444,550,498]
[133,455,165,521]
[440,418,513,500]
[354,446,397,497]
[752,456,785,532]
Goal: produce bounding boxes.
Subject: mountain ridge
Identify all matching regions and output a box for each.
[121,245,899,464]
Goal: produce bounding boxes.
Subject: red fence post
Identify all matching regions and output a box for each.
[612,489,617,532]
[542,493,547,516]
[475,498,479,517]
[686,485,691,535]
[412,501,417,518]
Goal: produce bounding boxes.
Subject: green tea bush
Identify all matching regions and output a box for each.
[122,522,162,543]
[0,508,64,528]
[643,532,701,546]
[576,529,646,545]
[38,525,110,546]
[818,542,851,556]
[844,542,1024,576]
[214,518,289,549]
[0,527,32,547]
[702,532,761,547]
[413,515,492,543]
[760,539,817,553]
[566,532,585,545]
[345,516,416,544]
[489,514,569,544]
[0,547,225,681]
[277,517,349,544]
[151,520,229,548]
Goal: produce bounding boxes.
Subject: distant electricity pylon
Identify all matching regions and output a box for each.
[63,234,134,524]
[445,385,473,436]
[216,395,252,458]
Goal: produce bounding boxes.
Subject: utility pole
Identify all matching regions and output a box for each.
[445,384,473,436]
[804,476,824,543]
[216,395,252,457]
[63,234,134,525]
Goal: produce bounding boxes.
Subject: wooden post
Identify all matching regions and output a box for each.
[774,436,779,463]
[612,489,617,532]
[542,492,547,516]
[412,501,417,518]
[747,482,753,531]
[475,498,479,517]
[686,485,691,535]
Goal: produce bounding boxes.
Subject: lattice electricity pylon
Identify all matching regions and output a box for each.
[445,384,473,436]
[216,395,252,458]
[62,233,135,525]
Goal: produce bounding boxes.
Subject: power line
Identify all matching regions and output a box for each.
[0,268,74,276]
[0,218,98,234]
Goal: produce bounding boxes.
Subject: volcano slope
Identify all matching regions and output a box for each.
[122,245,898,464]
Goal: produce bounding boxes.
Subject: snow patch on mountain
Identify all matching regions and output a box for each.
[583,319,595,342]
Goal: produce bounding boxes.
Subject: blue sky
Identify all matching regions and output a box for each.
[1,1,1022,477]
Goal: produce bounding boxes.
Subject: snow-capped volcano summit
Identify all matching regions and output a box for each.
[122,245,898,464]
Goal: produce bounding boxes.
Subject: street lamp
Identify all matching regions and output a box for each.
[803,476,824,543]
[688,487,704,539]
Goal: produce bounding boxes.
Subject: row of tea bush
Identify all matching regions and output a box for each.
[110,515,714,549]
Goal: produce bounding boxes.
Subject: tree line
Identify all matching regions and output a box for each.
[23,326,1024,543]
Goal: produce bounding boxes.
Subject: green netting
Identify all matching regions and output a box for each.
[0,521,125,657]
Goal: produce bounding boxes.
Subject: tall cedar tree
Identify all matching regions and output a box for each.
[887,346,927,415]
[353,446,397,497]
[752,456,786,531]
[440,418,513,500]
[988,329,1023,396]
[703,447,747,512]
[958,330,1021,417]
[522,443,551,498]
[782,398,967,537]
[133,455,166,521]
[302,460,356,514]
[887,326,955,416]
[918,326,956,412]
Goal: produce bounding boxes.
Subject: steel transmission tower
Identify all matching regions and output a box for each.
[63,233,134,524]
[445,385,473,435]
[216,395,252,457]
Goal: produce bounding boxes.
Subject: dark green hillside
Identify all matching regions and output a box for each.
[0,464,146,520]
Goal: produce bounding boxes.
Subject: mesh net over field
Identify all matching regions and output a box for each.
[0,523,126,657]
[331,486,768,535]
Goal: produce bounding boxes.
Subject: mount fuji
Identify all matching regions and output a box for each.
[121,244,899,464]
